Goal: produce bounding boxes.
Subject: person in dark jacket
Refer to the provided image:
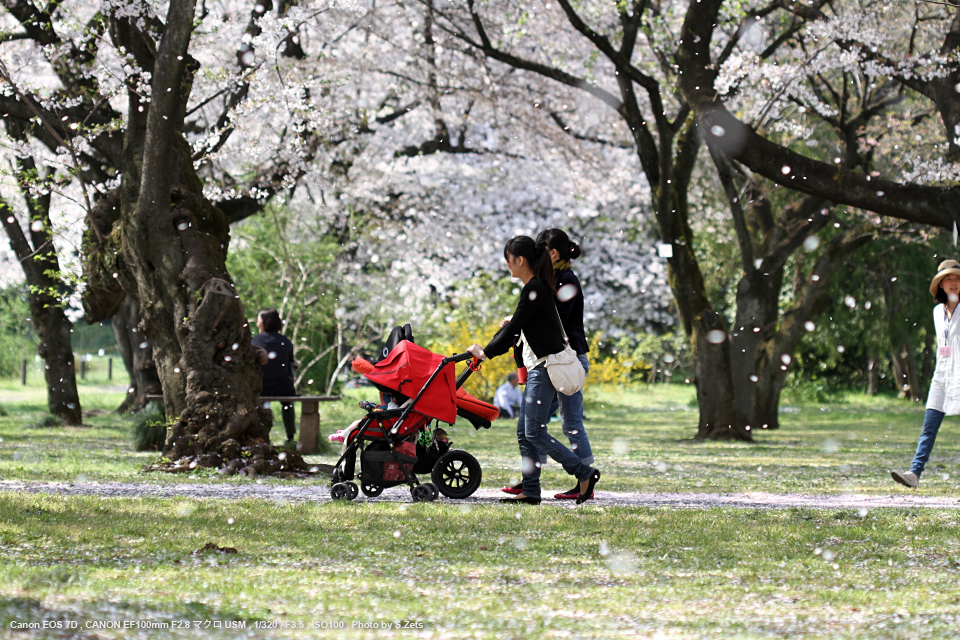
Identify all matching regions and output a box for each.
[502,228,595,500]
[467,236,601,505]
[252,308,298,447]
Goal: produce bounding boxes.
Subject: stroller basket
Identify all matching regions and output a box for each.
[360,441,417,483]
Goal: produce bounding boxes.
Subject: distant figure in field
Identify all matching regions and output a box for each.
[493,372,524,419]
[252,308,297,447]
[891,260,960,488]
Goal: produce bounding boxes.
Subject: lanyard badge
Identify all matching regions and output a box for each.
[942,311,954,357]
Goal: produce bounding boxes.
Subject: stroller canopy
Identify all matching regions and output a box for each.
[354,341,457,424]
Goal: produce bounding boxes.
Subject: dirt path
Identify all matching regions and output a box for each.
[2,480,959,509]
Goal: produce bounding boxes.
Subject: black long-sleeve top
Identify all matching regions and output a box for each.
[555,268,589,355]
[483,278,565,360]
[252,331,296,396]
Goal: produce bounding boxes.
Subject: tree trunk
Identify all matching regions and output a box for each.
[657,183,750,441]
[123,116,271,459]
[866,358,879,396]
[30,299,83,425]
[111,2,271,461]
[0,155,82,426]
[729,268,784,428]
[749,229,875,429]
[112,295,162,414]
[890,342,922,402]
[882,278,923,403]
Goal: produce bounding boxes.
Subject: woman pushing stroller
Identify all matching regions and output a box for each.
[467,236,601,505]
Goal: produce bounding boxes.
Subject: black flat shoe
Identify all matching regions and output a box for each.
[576,470,601,505]
[499,495,541,505]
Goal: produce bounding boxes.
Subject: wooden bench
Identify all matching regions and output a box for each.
[145,394,341,454]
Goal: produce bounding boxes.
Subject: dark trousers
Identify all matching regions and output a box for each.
[281,403,296,440]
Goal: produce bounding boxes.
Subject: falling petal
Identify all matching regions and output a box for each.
[557,283,578,302]
[612,438,628,455]
[706,329,726,344]
[605,551,639,575]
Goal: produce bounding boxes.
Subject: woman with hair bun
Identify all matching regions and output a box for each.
[502,228,595,499]
[467,236,601,505]
[539,228,594,499]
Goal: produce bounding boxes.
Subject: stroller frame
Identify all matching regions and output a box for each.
[330,351,478,502]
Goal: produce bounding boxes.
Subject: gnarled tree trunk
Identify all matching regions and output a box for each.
[121,6,269,460]
[112,295,162,414]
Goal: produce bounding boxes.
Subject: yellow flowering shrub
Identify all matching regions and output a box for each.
[423,319,518,402]
[586,332,651,385]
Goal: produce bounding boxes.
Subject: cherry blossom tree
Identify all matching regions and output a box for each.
[406,0,960,440]
[0,0,371,467]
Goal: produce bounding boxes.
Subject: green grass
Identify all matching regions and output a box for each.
[2,379,960,638]
[2,495,960,638]
[3,378,953,495]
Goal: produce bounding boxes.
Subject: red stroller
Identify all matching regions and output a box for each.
[330,337,499,502]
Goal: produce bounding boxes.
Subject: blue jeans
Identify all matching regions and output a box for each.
[516,365,594,499]
[547,355,593,465]
[910,409,945,477]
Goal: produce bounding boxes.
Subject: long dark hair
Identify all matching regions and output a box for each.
[504,236,556,293]
[935,286,949,304]
[535,228,582,261]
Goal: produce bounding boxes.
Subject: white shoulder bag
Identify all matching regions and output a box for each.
[545,302,585,396]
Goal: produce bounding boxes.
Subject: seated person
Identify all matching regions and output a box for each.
[252,308,298,447]
[493,372,523,419]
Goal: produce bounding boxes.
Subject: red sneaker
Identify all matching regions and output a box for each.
[500,483,523,495]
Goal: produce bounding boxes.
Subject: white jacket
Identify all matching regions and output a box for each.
[927,303,960,415]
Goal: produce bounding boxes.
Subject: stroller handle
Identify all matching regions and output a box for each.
[443,351,476,364]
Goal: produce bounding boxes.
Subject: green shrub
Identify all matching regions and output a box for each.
[132,402,168,451]
[29,415,61,428]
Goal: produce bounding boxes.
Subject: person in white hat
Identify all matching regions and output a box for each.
[891,259,960,487]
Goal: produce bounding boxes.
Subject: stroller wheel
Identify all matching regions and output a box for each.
[346,481,359,500]
[411,483,436,503]
[360,482,383,497]
[424,482,439,501]
[432,449,483,499]
[330,482,353,501]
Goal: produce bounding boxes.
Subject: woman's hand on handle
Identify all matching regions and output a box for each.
[467,344,487,361]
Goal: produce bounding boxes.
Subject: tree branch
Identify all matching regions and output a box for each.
[677,0,960,231]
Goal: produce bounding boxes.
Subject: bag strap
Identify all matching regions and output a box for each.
[550,296,571,346]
